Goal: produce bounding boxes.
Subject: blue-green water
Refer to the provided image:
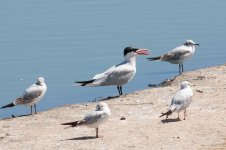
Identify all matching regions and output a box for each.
[0,0,226,118]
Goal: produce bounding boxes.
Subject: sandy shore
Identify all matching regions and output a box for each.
[0,65,226,150]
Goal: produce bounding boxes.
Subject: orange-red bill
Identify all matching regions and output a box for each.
[136,49,150,55]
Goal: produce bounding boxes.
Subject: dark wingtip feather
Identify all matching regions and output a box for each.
[61,121,79,127]
[75,79,95,86]
[159,110,172,117]
[1,103,15,109]
[147,56,161,61]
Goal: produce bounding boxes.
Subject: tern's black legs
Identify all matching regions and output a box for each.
[117,86,123,95]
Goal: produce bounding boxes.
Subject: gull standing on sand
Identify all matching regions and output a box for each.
[160,81,194,120]
[62,102,111,138]
[1,77,47,115]
[75,47,149,96]
[147,40,199,75]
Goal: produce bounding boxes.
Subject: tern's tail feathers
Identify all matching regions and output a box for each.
[75,79,95,86]
[159,110,172,117]
[147,56,161,61]
[1,102,15,109]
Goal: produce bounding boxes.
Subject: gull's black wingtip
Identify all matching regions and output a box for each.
[74,79,95,86]
[1,103,15,109]
[147,56,161,61]
[159,110,172,118]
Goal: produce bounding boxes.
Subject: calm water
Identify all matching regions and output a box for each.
[0,0,225,118]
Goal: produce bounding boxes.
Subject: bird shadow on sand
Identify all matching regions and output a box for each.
[161,118,181,123]
[148,76,176,88]
[63,136,97,141]
[1,114,32,120]
[90,95,122,102]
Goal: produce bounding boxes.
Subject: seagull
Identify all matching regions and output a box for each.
[61,102,111,138]
[160,81,194,120]
[1,77,47,115]
[147,40,199,75]
[75,47,149,96]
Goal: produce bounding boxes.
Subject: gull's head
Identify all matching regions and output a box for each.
[184,40,199,46]
[96,102,110,112]
[180,81,194,89]
[123,47,149,59]
[36,77,45,85]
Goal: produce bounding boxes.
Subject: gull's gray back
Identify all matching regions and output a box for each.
[14,83,47,106]
[84,111,109,128]
[162,45,195,64]
[170,87,193,112]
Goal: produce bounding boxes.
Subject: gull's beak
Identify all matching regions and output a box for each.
[194,43,200,46]
[135,49,150,55]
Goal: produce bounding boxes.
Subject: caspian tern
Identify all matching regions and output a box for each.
[147,40,199,75]
[75,47,149,96]
[1,77,47,115]
[160,81,194,120]
[61,102,111,138]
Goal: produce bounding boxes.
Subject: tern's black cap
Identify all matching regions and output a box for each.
[123,47,138,56]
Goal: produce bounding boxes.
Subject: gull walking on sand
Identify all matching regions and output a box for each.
[75,47,149,96]
[160,81,194,120]
[62,102,111,138]
[147,40,199,75]
[1,77,47,115]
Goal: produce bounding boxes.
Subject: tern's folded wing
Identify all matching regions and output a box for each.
[92,62,134,85]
